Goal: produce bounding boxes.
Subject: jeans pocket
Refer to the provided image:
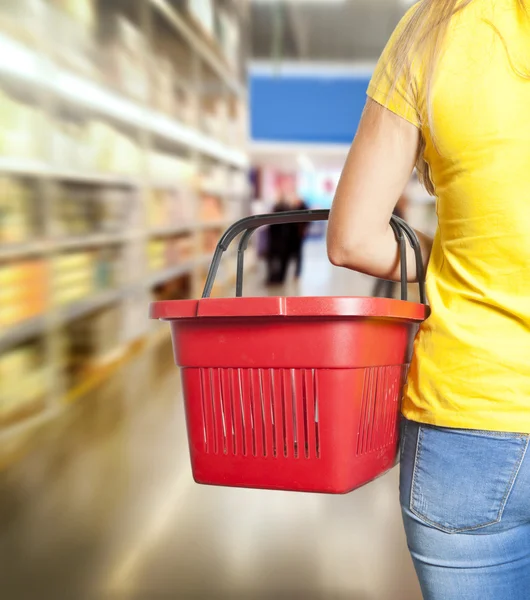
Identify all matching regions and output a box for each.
[408,424,529,533]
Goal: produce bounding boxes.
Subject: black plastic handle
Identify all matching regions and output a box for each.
[201,209,426,304]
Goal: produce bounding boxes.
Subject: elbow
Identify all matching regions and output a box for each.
[327,245,348,268]
[327,238,362,269]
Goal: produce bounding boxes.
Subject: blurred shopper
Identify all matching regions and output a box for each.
[289,196,309,281]
[372,193,408,299]
[327,1,530,598]
[266,195,291,284]
[266,196,308,285]
[251,196,272,260]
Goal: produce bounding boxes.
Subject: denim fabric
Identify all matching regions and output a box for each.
[400,418,530,600]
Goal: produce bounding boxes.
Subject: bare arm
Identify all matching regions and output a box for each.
[327,99,432,282]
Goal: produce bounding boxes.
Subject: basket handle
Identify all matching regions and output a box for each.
[201,209,426,304]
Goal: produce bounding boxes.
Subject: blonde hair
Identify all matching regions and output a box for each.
[383,0,529,195]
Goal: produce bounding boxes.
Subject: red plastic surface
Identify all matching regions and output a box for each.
[150,296,428,321]
[150,295,427,494]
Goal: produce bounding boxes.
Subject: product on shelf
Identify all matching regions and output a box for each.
[148,188,194,230]
[54,251,94,305]
[151,54,178,117]
[94,247,119,289]
[63,306,123,376]
[48,0,97,77]
[217,8,240,70]
[202,229,221,254]
[200,194,223,222]
[49,118,142,175]
[0,0,48,48]
[52,186,93,236]
[178,88,197,127]
[52,186,133,236]
[152,274,191,301]
[53,248,119,305]
[187,0,215,39]
[166,235,194,265]
[86,120,141,175]
[50,117,94,171]
[148,240,166,271]
[0,343,48,425]
[0,177,34,243]
[200,163,228,193]
[0,88,44,159]
[150,22,195,118]
[148,234,194,271]
[202,98,228,140]
[98,189,134,232]
[0,259,47,327]
[98,11,149,102]
[148,152,196,186]
[227,99,247,147]
[52,0,95,29]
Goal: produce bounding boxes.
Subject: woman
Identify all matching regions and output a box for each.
[327,1,530,598]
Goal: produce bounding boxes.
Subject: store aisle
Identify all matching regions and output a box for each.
[0,239,422,600]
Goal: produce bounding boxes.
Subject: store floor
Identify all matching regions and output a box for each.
[0,240,422,600]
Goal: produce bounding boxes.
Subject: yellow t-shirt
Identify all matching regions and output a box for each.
[368,0,530,432]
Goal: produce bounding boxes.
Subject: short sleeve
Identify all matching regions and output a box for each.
[367,5,423,129]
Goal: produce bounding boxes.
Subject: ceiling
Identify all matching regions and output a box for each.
[250,0,410,62]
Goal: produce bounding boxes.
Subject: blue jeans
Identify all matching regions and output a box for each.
[400,418,530,599]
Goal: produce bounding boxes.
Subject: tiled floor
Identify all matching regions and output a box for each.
[0,238,423,600]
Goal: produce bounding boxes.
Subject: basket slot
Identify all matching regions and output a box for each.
[259,369,275,458]
[383,367,400,444]
[292,370,307,459]
[229,368,244,456]
[200,369,216,454]
[238,369,255,457]
[210,369,227,455]
[221,369,236,456]
[197,368,322,460]
[357,365,403,456]
[250,369,266,457]
[271,369,284,458]
[303,370,318,459]
[314,372,321,459]
[281,370,295,458]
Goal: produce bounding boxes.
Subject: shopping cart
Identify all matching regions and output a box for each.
[149,210,428,494]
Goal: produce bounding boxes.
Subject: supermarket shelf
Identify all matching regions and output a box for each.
[149,225,194,237]
[55,233,128,250]
[0,240,47,260]
[0,315,48,353]
[0,34,247,169]
[0,234,127,258]
[200,186,249,198]
[148,261,196,287]
[0,157,141,185]
[149,0,245,98]
[200,219,232,230]
[0,158,199,191]
[60,288,125,323]
[0,0,249,440]
[0,289,127,351]
[53,171,140,186]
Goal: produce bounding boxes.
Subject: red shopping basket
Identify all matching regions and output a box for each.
[150,210,429,494]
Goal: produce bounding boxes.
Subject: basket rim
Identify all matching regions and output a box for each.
[149,296,429,322]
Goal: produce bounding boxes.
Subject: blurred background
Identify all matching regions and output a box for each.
[0,1,436,598]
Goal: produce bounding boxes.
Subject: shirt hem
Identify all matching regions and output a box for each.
[402,406,530,435]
